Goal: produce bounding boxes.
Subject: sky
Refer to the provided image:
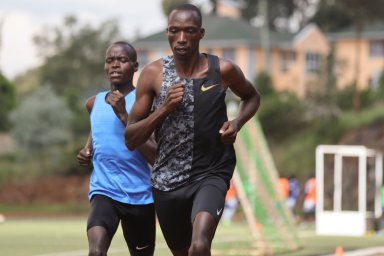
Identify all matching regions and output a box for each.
[0,0,176,80]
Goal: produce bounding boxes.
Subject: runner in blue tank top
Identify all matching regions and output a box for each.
[125,4,260,256]
[77,41,156,256]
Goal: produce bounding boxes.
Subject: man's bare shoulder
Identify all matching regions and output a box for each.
[218,57,237,73]
[85,95,96,113]
[141,58,163,76]
[137,58,163,91]
[217,57,247,89]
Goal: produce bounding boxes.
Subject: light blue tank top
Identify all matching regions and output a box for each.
[89,89,153,205]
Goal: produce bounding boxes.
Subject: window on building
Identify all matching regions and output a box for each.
[305,52,320,74]
[370,69,383,90]
[280,51,296,72]
[223,48,235,60]
[137,50,149,67]
[369,40,384,57]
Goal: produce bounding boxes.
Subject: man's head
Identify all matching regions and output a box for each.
[167,4,205,59]
[104,41,138,86]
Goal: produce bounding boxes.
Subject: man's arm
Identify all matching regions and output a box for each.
[77,133,93,166]
[125,60,185,150]
[106,90,128,126]
[219,59,261,144]
[137,134,157,166]
[77,96,95,166]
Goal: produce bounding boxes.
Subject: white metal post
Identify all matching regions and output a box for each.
[375,153,383,218]
[334,153,343,211]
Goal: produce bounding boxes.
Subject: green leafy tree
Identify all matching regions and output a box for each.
[255,71,274,96]
[25,16,122,138]
[258,92,307,141]
[9,86,72,162]
[241,0,312,31]
[33,16,121,96]
[0,73,16,131]
[317,0,384,111]
[162,0,189,17]
[209,0,217,14]
[310,1,353,32]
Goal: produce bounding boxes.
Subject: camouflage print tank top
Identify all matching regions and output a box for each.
[151,54,236,191]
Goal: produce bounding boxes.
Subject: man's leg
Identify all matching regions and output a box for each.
[189,211,217,256]
[87,195,120,256]
[189,176,228,256]
[87,226,111,256]
[152,187,193,256]
[120,203,156,256]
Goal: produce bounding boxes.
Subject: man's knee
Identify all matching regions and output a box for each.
[189,239,210,256]
[88,247,106,256]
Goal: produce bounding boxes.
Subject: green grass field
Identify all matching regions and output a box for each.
[2,216,384,256]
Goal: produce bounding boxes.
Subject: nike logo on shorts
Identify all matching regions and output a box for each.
[217,208,223,215]
[136,245,150,250]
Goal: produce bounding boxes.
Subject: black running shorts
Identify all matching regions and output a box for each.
[152,175,229,250]
[87,194,156,255]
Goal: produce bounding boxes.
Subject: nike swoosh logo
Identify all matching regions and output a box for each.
[217,208,223,215]
[136,245,150,250]
[201,83,219,92]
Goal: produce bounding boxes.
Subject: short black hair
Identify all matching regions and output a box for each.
[171,3,202,27]
[109,41,137,62]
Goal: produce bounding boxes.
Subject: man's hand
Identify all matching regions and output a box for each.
[219,120,239,144]
[106,90,128,124]
[163,83,185,112]
[77,147,92,166]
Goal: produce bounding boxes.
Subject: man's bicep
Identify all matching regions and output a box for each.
[130,75,156,122]
[130,61,161,122]
[85,95,96,114]
[221,60,255,98]
[129,92,153,123]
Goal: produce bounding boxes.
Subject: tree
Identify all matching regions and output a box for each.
[255,71,274,96]
[310,1,353,32]
[162,0,189,17]
[33,16,121,96]
[209,0,217,14]
[25,16,122,138]
[315,0,384,111]
[241,0,313,32]
[9,86,72,161]
[0,73,16,131]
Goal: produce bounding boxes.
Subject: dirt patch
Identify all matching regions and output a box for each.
[0,175,90,205]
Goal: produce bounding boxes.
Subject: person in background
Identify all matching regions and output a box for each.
[77,41,156,256]
[302,175,316,222]
[222,179,238,225]
[287,175,300,213]
[277,176,289,202]
[124,3,260,255]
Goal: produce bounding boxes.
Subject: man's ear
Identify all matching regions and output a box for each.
[134,62,139,72]
[200,28,205,39]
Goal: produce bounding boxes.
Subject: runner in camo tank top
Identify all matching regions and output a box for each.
[125,4,260,255]
[151,54,237,192]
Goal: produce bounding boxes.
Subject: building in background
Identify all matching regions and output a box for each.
[133,0,329,98]
[133,1,384,97]
[328,22,384,91]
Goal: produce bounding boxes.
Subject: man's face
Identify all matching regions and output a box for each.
[104,44,138,86]
[167,10,204,59]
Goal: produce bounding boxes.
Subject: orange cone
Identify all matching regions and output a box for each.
[335,246,344,256]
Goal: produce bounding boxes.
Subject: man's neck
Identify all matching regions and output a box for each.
[111,82,135,96]
[174,52,202,78]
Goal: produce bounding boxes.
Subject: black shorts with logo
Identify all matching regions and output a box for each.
[152,175,229,250]
[87,194,156,255]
